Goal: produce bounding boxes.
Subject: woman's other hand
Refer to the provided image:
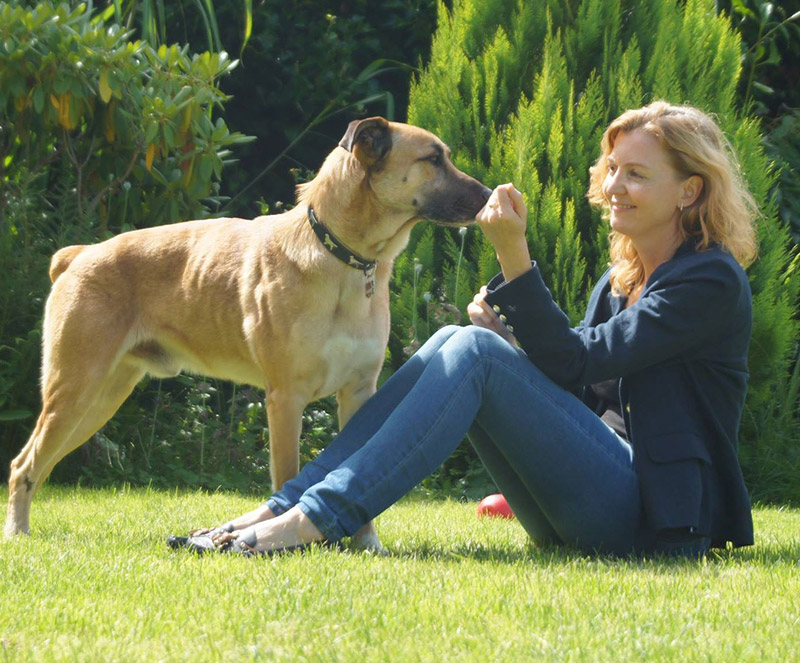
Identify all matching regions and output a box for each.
[467,286,517,345]
[475,183,532,282]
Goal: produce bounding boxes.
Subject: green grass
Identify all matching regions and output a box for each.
[1,486,799,662]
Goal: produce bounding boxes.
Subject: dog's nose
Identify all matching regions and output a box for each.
[480,186,491,203]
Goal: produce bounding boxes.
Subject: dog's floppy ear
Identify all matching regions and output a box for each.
[339,117,392,166]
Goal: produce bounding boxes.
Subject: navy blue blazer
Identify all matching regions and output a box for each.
[484,241,754,548]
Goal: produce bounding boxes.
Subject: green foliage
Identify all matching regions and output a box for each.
[0,2,251,226]
[763,111,800,246]
[402,0,800,500]
[107,0,225,52]
[83,1,434,215]
[200,0,438,215]
[722,0,800,115]
[721,1,800,262]
[0,0,252,476]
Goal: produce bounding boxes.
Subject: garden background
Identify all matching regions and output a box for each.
[1,0,800,504]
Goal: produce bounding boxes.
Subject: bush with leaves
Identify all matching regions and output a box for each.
[721,0,800,117]
[0,1,252,477]
[397,0,800,501]
[721,0,800,252]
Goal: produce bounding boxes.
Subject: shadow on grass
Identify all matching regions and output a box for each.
[5,486,798,568]
[382,538,800,569]
[713,541,800,565]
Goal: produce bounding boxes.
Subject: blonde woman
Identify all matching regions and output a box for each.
[171,102,758,558]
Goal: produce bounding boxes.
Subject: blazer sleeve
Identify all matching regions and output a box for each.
[483,256,747,391]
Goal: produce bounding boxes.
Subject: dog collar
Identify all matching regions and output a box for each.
[308,206,377,298]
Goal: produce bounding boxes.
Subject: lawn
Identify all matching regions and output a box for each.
[1,485,799,662]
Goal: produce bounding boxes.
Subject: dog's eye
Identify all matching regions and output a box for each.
[426,153,443,166]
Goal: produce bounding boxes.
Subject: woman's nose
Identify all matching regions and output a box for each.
[605,171,625,196]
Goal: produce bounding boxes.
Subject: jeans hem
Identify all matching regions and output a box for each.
[297,496,348,542]
[265,496,289,517]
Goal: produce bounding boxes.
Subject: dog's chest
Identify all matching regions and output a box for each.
[311,327,385,397]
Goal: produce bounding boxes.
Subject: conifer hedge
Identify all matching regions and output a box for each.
[393,0,800,501]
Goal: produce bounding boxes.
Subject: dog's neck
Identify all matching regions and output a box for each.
[306,205,378,298]
[296,150,420,263]
[307,206,375,273]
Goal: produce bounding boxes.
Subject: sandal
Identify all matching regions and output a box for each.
[166,522,235,551]
[230,531,332,557]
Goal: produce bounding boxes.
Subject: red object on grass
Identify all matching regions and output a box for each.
[477,493,514,519]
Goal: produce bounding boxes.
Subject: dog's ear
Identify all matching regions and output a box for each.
[339,117,392,166]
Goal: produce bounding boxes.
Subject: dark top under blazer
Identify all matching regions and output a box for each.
[483,241,754,548]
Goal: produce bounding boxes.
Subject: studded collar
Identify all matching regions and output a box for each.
[308,206,377,297]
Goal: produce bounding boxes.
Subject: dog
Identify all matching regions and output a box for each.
[4,117,491,547]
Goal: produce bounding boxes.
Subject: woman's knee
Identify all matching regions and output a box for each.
[429,324,463,344]
[445,325,515,359]
[417,325,463,357]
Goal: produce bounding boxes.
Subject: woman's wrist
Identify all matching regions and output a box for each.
[496,238,532,282]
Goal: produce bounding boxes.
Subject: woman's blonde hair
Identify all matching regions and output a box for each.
[586,101,759,295]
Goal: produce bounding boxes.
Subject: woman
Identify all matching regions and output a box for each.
[171,101,758,558]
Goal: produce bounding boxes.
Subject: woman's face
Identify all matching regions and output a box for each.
[602,129,690,246]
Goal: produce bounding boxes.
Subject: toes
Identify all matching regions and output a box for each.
[188,527,212,536]
[211,531,238,545]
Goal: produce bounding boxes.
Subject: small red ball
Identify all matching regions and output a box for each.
[477,493,514,519]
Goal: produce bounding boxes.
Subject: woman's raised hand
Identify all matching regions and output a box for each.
[476,183,532,282]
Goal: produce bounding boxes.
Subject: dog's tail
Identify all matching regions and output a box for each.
[49,245,87,283]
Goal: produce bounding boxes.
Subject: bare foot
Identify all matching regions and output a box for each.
[237,506,325,554]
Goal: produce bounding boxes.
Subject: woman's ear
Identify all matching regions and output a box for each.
[680,175,704,208]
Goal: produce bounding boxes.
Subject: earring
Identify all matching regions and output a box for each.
[679,202,684,211]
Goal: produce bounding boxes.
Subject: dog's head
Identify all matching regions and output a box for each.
[339,117,491,226]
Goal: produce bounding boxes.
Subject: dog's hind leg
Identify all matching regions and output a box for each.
[5,286,143,538]
[5,361,143,537]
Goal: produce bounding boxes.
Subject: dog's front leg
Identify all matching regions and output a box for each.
[265,390,307,491]
[336,383,386,554]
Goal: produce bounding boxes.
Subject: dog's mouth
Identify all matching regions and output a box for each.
[418,191,490,226]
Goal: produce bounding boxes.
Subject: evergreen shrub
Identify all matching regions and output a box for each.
[398,0,800,502]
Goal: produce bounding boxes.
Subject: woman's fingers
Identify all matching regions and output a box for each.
[467,289,490,326]
[468,285,518,346]
[467,299,487,326]
[505,184,528,219]
[476,184,526,235]
[468,289,503,334]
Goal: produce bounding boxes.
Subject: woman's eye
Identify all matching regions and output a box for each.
[629,170,643,179]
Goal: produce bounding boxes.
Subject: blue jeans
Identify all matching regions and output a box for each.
[267,326,705,556]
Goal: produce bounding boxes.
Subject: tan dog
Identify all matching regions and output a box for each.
[4,117,490,546]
